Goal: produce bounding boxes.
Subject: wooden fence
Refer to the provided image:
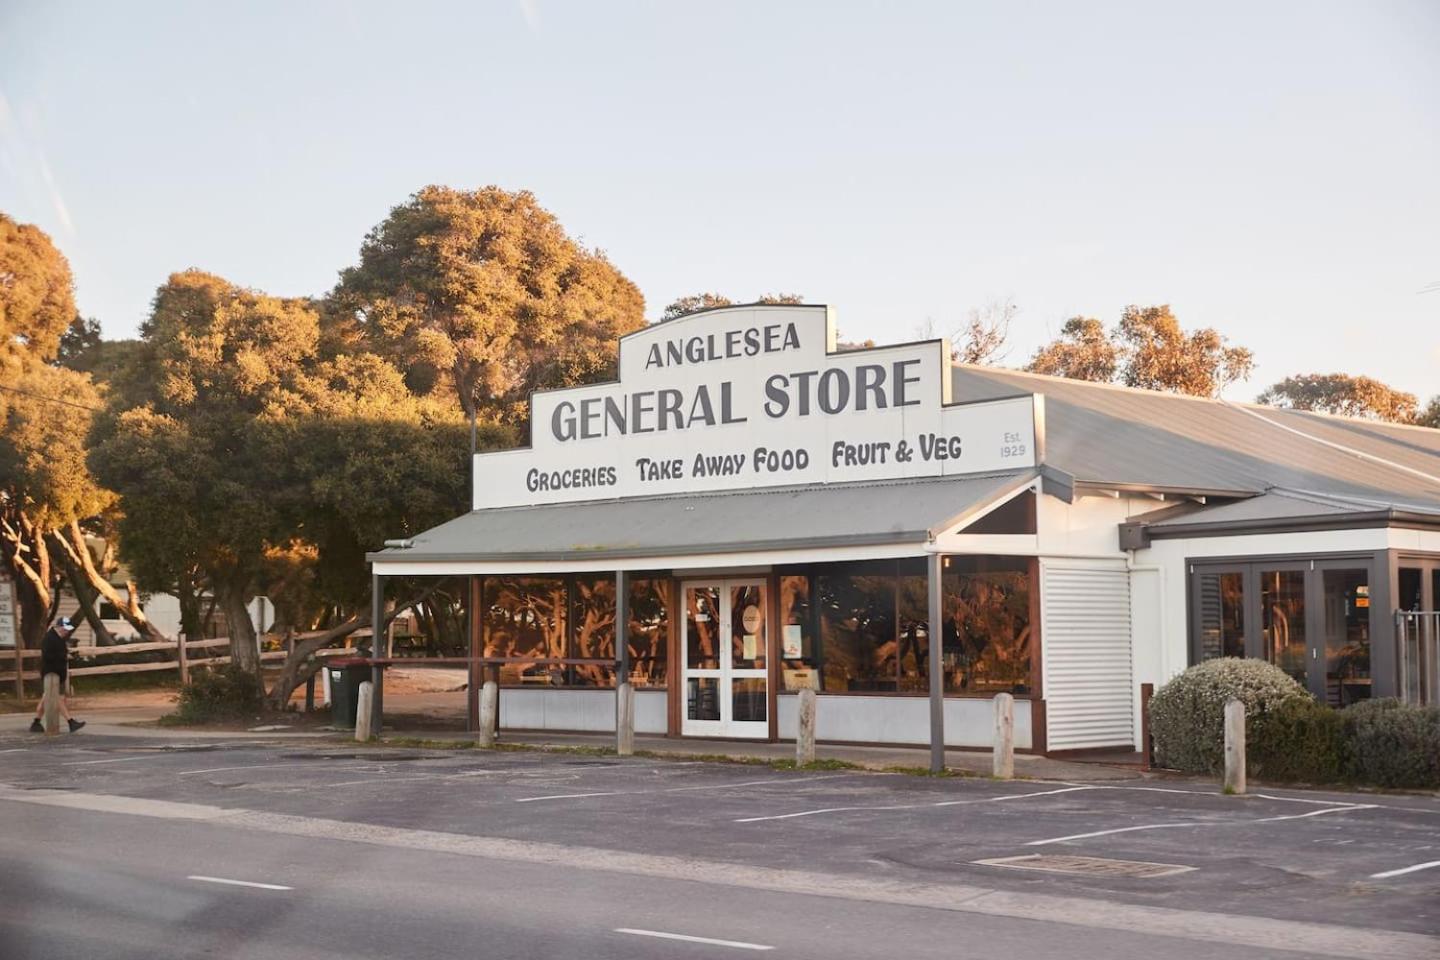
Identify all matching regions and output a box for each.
[3,632,352,697]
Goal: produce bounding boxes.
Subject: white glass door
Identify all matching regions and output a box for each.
[682,579,769,738]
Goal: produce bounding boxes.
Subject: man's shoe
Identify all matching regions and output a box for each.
[29,718,43,733]
[68,719,85,733]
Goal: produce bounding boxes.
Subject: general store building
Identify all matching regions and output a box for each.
[370,305,1440,754]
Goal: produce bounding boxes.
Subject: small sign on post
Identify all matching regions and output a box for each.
[0,572,20,700]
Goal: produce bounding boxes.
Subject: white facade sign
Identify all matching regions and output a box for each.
[0,574,17,649]
[473,305,1040,509]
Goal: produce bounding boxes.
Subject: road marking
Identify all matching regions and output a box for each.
[515,791,624,802]
[62,755,161,766]
[188,875,293,891]
[615,928,774,951]
[0,748,27,754]
[1028,804,1375,846]
[736,785,1096,823]
[179,762,353,776]
[1371,860,1440,879]
[4,784,1437,960]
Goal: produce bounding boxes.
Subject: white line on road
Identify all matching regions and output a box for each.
[615,928,774,951]
[736,785,1097,823]
[515,791,624,802]
[0,748,27,754]
[187,875,292,891]
[62,756,162,766]
[1370,860,1440,879]
[1027,804,1375,846]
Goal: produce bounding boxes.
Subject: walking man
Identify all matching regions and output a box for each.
[29,616,85,733]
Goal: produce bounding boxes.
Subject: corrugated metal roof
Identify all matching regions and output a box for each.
[950,366,1440,510]
[373,470,1034,563]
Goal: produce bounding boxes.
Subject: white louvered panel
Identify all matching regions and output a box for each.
[1041,561,1134,751]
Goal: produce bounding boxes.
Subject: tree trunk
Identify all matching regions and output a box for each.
[220,584,260,674]
[2,507,57,648]
[51,522,172,644]
[52,544,116,647]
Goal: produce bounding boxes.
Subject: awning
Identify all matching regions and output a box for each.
[369,469,1035,568]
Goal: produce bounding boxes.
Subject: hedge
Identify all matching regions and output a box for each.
[1150,659,1440,789]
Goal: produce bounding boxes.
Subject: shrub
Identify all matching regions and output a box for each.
[1341,698,1440,789]
[170,665,264,723]
[1248,696,1345,783]
[1150,658,1311,775]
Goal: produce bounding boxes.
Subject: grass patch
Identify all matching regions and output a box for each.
[72,671,182,694]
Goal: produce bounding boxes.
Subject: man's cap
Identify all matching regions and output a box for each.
[57,616,75,631]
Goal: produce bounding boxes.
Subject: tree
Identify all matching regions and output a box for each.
[331,186,645,428]
[1,213,76,365]
[954,298,1016,366]
[1027,306,1253,398]
[1116,305,1253,397]
[1027,317,1120,382]
[1417,397,1440,429]
[1257,374,1420,421]
[659,292,805,322]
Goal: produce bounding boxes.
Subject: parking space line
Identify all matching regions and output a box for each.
[188,875,292,891]
[1371,860,1440,879]
[62,755,163,766]
[0,748,28,754]
[1027,804,1375,846]
[736,785,1098,823]
[515,791,625,802]
[615,928,774,951]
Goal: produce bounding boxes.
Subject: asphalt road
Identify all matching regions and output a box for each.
[2,732,1438,960]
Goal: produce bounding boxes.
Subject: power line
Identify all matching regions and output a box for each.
[0,383,104,412]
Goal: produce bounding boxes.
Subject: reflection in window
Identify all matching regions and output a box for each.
[941,557,1030,695]
[818,562,899,692]
[1323,569,1370,707]
[483,577,567,686]
[626,579,669,688]
[1261,570,1306,686]
[1198,572,1245,660]
[1400,568,1423,611]
[570,576,615,687]
[779,575,818,691]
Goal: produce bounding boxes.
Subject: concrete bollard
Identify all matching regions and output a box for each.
[796,688,817,766]
[355,681,374,741]
[993,692,1015,779]
[1223,699,1246,795]
[42,673,60,735]
[616,681,635,756]
[477,679,498,747]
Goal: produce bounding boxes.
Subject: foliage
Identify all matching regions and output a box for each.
[659,292,804,322]
[0,213,76,364]
[1027,305,1252,397]
[332,185,645,427]
[1246,696,1345,783]
[954,298,1015,366]
[1417,397,1440,429]
[1257,373,1421,422]
[1149,658,1311,774]
[1341,698,1440,789]
[169,665,264,723]
[1027,317,1120,382]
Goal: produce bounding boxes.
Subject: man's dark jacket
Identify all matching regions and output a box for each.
[40,627,70,679]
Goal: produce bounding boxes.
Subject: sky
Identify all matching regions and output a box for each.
[2,0,1437,401]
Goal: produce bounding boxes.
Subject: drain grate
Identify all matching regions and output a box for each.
[973,854,1196,879]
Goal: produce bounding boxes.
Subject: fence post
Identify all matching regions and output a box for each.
[616,681,635,756]
[305,671,316,712]
[42,673,60,735]
[796,687,817,766]
[1140,682,1155,770]
[993,692,1015,779]
[355,680,374,741]
[478,679,498,747]
[177,632,189,685]
[12,645,21,700]
[1223,699,1246,795]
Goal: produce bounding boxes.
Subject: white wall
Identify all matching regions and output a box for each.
[777,693,1032,750]
[499,688,667,735]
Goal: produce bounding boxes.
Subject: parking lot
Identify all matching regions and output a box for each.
[2,730,1437,941]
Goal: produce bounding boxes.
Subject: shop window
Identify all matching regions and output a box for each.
[779,575,818,691]
[1261,569,1306,686]
[626,578,669,688]
[570,576,615,687]
[940,557,1031,695]
[1399,568,1423,611]
[1197,571,1246,660]
[896,561,930,693]
[483,576,568,685]
[818,562,898,692]
[1322,569,1370,707]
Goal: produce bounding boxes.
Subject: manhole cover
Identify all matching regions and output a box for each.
[973,854,1196,879]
